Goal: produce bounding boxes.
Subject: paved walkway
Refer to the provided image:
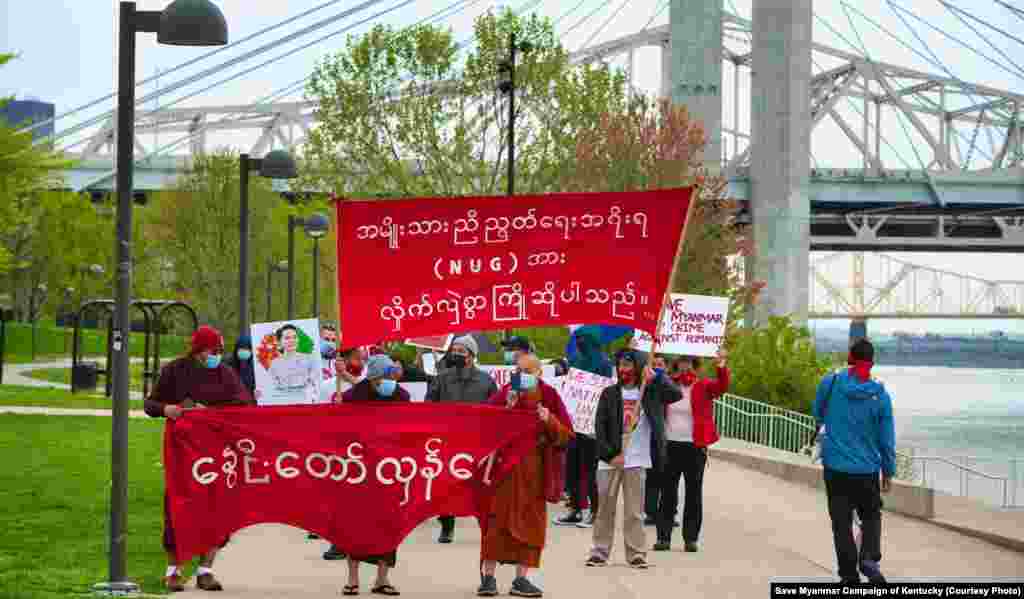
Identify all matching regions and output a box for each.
[2,358,145,399]
[166,457,1024,598]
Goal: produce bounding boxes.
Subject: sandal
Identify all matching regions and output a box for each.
[372,584,400,596]
[343,585,359,596]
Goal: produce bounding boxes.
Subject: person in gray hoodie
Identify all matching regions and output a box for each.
[813,338,896,585]
[426,334,499,544]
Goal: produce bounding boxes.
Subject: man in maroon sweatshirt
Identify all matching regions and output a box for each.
[145,325,254,592]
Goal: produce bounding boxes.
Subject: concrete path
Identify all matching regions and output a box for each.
[167,457,1024,598]
[2,358,145,399]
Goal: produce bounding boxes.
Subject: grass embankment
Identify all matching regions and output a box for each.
[0,415,168,598]
[1,322,186,364]
[0,386,144,410]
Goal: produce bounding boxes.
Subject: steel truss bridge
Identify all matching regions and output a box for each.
[810,252,1024,318]
[48,3,1024,253]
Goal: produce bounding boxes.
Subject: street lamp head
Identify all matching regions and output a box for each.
[158,0,228,46]
[259,150,298,179]
[304,213,330,239]
[90,264,106,276]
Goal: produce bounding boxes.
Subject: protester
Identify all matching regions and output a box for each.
[427,334,499,543]
[643,355,670,526]
[500,336,533,365]
[653,352,730,552]
[586,350,681,569]
[334,347,367,392]
[144,325,255,592]
[339,354,408,596]
[554,329,610,528]
[226,334,255,395]
[477,354,573,598]
[814,338,895,585]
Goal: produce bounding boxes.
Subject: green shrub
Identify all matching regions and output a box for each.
[723,316,837,414]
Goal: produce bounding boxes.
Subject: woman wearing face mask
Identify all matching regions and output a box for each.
[337,354,408,596]
[227,334,255,396]
[477,354,573,598]
[652,351,729,553]
[144,325,255,593]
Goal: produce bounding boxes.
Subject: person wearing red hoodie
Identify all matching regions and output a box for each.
[653,350,730,552]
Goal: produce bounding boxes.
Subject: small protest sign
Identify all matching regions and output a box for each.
[632,294,729,357]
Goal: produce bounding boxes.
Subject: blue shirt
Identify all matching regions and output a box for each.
[813,369,897,477]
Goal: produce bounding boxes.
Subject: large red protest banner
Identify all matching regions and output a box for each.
[334,188,693,348]
[164,403,539,562]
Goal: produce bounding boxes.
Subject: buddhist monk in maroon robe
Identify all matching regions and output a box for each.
[477,354,574,598]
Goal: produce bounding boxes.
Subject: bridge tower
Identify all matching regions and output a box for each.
[668,0,813,325]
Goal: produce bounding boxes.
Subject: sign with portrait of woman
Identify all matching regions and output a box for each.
[251,319,323,406]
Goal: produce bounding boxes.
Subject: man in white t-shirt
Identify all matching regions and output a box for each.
[586,350,682,569]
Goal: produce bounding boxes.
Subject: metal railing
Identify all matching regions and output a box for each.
[712,393,1021,508]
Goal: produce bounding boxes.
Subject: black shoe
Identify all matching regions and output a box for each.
[307,532,320,540]
[477,575,498,597]
[841,577,861,585]
[438,530,453,544]
[674,522,680,528]
[860,561,887,584]
[510,577,543,597]
[684,542,699,553]
[323,545,347,560]
[553,511,582,526]
[643,516,657,526]
[653,540,671,551]
[585,556,607,567]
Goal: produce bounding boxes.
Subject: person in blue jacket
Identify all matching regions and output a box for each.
[813,338,896,585]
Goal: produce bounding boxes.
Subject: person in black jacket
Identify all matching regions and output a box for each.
[226,334,255,396]
[585,350,682,569]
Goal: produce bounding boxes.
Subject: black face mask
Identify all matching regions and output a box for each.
[445,353,467,369]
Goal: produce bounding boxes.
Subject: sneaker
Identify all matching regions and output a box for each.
[307,532,320,540]
[841,577,861,585]
[860,561,887,584]
[653,540,671,552]
[196,573,223,591]
[510,577,543,598]
[576,512,595,529]
[323,545,347,560]
[477,575,498,597]
[684,542,699,553]
[629,556,649,569]
[553,511,582,526]
[164,574,186,593]
[585,556,607,567]
[643,516,657,526]
[438,530,453,544]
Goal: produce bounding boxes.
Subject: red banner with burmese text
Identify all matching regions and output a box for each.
[164,403,539,562]
[335,188,693,348]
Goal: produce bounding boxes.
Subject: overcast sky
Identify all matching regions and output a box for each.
[2,0,1022,285]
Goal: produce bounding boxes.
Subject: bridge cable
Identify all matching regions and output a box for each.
[43,0,404,148]
[18,0,355,135]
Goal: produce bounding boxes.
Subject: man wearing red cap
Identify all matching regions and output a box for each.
[145,325,255,592]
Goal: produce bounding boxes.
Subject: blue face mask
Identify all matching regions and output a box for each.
[322,340,336,352]
[654,367,665,377]
[377,378,397,397]
[519,373,538,390]
[504,351,516,365]
[206,354,222,369]
[237,349,252,361]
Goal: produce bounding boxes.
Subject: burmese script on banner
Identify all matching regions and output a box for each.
[335,188,693,348]
[164,403,539,562]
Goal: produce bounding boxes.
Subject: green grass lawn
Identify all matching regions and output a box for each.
[23,363,151,394]
[2,322,186,364]
[0,415,169,598]
[0,386,144,410]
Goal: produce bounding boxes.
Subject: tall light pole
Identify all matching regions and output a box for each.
[239,150,297,338]
[306,213,330,319]
[286,213,330,320]
[100,1,226,594]
[266,259,289,321]
[497,30,530,339]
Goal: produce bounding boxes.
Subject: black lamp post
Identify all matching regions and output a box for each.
[239,150,297,338]
[266,259,289,321]
[102,1,227,594]
[497,31,530,340]
[286,213,330,320]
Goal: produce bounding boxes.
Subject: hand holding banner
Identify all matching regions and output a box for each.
[335,188,693,348]
[552,368,614,436]
[632,294,730,357]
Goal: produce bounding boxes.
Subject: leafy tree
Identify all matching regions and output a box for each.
[301,9,629,197]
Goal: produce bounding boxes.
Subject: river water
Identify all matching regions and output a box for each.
[873,366,1024,507]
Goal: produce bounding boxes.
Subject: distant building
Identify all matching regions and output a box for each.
[0,98,55,141]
